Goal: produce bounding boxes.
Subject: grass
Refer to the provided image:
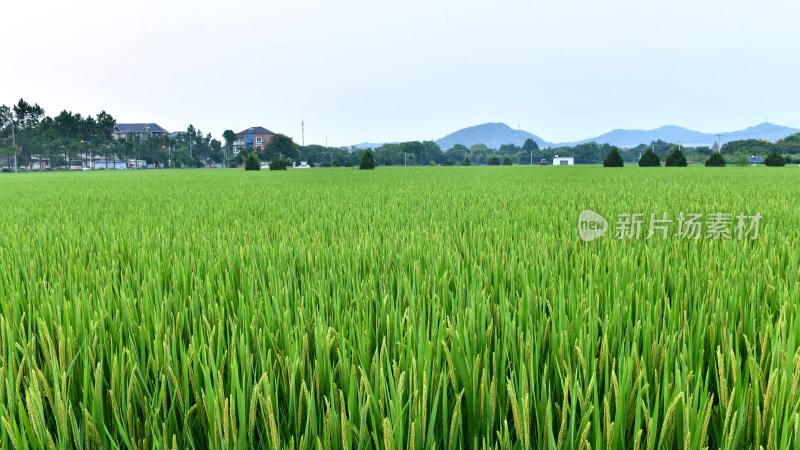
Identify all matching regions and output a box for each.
[0,166,799,449]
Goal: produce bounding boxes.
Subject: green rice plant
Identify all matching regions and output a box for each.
[0,166,798,449]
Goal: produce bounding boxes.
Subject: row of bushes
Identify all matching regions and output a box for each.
[244,152,379,171]
[603,148,789,167]
[244,148,792,171]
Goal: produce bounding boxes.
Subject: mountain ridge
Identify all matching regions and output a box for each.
[435,123,550,150]
[354,122,800,149]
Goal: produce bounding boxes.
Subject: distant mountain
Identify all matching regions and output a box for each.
[567,123,800,148]
[569,126,712,148]
[352,122,800,151]
[435,123,551,150]
[717,123,800,144]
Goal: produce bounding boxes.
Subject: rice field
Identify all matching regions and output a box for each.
[0,166,799,449]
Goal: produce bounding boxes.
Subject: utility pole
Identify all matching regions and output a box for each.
[301,121,305,147]
[715,135,722,152]
[11,120,16,173]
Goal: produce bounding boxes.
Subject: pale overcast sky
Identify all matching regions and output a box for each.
[2,0,799,146]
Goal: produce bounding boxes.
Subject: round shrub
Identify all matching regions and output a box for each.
[764,151,786,167]
[269,158,287,171]
[704,152,726,167]
[360,151,376,170]
[603,148,624,167]
[665,148,687,167]
[244,154,261,170]
[638,149,661,167]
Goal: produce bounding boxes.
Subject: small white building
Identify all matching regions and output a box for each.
[293,161,311,169]
[93,160,127,170]
[553,155,574,166]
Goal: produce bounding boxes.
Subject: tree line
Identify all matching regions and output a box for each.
[5,97,798,170]
[0,99,225,169]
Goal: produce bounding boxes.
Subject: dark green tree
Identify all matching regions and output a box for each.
[332,159,340,167]
[244,153,261,170]
[52,110,82,165]
[360,150,376,170]
[764,151,786,167]
[486,155,500,166]
[186,124,197,158]
[705,152,726,167]
[222,129,236,164]
[776,133,800,153]
[447,143,469,162]
[264,134,300,161]
[269,158,287,170]
[422,141,443,163]
[0,105,14,168]
[499,143,521,155]
[520,138,541,165]
[603,148,624,167]
[462,156,471,166]
[502,157,512,166]
[665,146,688,167]
[721,139,778,156]
[94,111,115,148]
[638,149,661,167]
[12,99,45,166]
[171,147,193,167]
[522,138,540,152]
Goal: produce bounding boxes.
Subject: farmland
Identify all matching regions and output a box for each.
[0,166,799,449]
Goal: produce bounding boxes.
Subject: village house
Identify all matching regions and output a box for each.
[112,123,170,141]
[233,126,275,154]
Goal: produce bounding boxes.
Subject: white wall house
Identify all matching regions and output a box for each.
[553,155,575,165]
[93,160,127,169]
